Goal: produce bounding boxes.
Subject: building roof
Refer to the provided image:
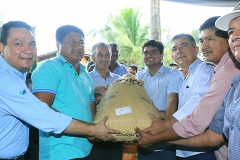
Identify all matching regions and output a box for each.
[162,0,239,7]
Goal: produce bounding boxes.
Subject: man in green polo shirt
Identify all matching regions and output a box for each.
[32,25,98,160]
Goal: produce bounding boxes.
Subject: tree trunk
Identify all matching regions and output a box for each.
[150,0,161,41]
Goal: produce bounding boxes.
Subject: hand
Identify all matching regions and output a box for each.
[94,85,108,96]
[134,127,157,147]
[143,113,170,134]
[87,136,101,142]
[93,115,121,141]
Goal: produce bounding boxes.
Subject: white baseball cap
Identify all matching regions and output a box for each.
[216,3,240,31]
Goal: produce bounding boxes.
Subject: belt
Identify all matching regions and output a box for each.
[0,155,24,160]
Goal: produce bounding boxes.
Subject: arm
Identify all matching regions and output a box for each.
[2,74,120,141]
[135,126,181,147]
[33,88,119,140]
[137,120,223,148]
[170,129,225,148]
[172,64,214,121]
[165,93,178,119]
[65,116,120,141]
[34,92,54,107]
[90,101,96,119]
[174,63,238,138]
[142,113,177,135]
[94,85,108,105]
[136,95,227,147]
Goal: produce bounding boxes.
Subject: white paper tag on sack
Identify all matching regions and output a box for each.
[115,106,132,116]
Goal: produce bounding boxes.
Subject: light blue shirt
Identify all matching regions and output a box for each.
[32,53,94,160]
[210,74,240,160]
[0,56,71,159]
[173,58,215,158]
[113,62,128,76]
[136,64,180,111]
[89,67,120,88]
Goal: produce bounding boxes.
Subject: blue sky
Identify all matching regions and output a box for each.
[0,0,234,55]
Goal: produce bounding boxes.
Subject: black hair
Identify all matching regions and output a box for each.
[199,16,228,40]
[171,33,196,47]
[170,63,179,67]
[109,42,120,51]
[229,49,240,70]
[129,64,138,72]
[142,40,164,54]
[55,25,84,43]
[0,21,33,45]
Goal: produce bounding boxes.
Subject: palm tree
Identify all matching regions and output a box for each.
[88,7,149,69]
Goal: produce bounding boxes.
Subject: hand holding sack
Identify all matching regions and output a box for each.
[93,74,159,141]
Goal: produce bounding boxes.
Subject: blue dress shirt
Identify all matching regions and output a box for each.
[113,62,129,76]
[0,56,71,159]
[209,74,240,160]
[173,58,215,158]
[136,64,180,111]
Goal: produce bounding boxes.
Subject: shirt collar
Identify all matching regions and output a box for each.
[92,67,113,78]
[56,52,86,71]
[232,74,240,87]
[214,52,229,73]
[179,58,201,80]
[143,63,166,76]
[0,56,27,81]
[56,53,68,64]
[188,58,202,72]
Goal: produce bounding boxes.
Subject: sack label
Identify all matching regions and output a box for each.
[115,106,132,116]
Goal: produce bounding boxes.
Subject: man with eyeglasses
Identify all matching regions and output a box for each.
[136,40,180,160]
[87,42,122,160]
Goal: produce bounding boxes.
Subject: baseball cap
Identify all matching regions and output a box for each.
[215,2,240,31]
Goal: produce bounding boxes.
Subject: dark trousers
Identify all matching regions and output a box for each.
[138,146,176,160]
[87,142,123,160]
[24,126,39,160]
[176,152,216,160]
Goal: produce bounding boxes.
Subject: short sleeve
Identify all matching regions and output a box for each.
[32,61,61,94]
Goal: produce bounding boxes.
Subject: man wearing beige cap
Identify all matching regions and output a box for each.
[136,3,240,160]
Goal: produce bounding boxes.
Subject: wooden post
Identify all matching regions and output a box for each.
[150,0,161,41]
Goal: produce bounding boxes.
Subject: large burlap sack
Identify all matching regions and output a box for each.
[93,74,159,141]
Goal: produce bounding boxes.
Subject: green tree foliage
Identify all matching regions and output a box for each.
[190,28,203,58]
[0,11,4,26]
[0,11,5,35]
[88,7,149,69]
[161,29,174,66]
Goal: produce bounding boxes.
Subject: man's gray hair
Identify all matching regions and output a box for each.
[91,42,112,56]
